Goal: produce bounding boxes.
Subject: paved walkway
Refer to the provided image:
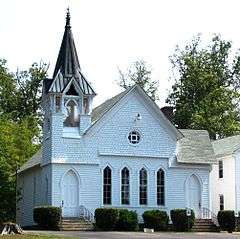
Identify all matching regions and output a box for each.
[26,230,240,239]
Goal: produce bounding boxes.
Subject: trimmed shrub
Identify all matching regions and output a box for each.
[142,210,169,231]
[95,208,118,230]
[116,209,138,231]
[217,210,235,233]
[33,206,61,229]
[170,209,195,231]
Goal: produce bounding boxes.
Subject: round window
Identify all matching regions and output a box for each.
[128,131,141,144]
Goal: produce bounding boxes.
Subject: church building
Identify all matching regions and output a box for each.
[17,11,216,227]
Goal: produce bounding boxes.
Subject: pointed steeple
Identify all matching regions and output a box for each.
[53,8,81,78]
[49,9,96,95]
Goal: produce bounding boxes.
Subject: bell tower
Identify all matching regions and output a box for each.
[42,9,96,141]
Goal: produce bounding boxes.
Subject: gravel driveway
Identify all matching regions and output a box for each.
[26,230,240,239]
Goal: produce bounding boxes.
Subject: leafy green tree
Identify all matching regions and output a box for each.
[0,59,47,221]
[117,60,159,101]
[167,35,240,139]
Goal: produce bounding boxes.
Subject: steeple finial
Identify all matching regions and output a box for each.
[66,7,71,28]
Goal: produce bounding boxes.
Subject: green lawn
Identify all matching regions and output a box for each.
[1,235,77,239]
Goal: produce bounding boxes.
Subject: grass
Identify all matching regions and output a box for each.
[0,234,78,239]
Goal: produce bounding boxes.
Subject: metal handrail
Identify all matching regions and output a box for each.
[79,205,94,222]
[201,207,219,227]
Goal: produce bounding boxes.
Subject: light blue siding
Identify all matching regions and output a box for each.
[18,87,211,226]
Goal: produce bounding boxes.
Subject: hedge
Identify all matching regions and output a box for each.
[170,209,195,231]
[115,209,138,231]
[33,206,61,229]
[95,208,118,230]
[217,210,235,233]
[95,208,138,231]
[142,210,169,231]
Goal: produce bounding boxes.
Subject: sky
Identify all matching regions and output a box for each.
[1,0,240,107]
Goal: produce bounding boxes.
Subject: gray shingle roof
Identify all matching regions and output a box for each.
[18,149,42,173]
[212,135,240,157]
[177,129,216,164]
[91,87,132,123]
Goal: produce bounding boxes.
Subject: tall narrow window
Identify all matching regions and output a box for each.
[220,195,224,211]
[103,166,111,205]
[219,160,223,178]
[157,169,165,206]
[121,167,130,205]
[139,168,147,205]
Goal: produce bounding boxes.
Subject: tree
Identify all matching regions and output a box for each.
[117,60,159,101]
[0,59,47,222]
[0,61,48,122]
[167,35,240,139]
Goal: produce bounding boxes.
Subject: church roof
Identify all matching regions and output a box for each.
[18,149,42,173]
[91,87,133,123]
[177,129,216,164]
[48,9,95,95]
[212,135,240,157]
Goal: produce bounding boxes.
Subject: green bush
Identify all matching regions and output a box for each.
[95,208,118,230]
[116,209,138,231]
[170,209,195,231]
[217,210,235,233]
[142,210,169,231]
[33,206,61,229]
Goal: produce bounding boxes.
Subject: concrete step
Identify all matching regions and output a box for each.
[60,218,94,231]
[192,219,219,232]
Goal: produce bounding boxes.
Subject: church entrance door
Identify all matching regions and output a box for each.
[62,170,79,217]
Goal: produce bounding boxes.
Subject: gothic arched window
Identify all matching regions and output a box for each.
[157,169,165,206]
[121,167,130,205]
[63,100,80,127]
[139,168,147,205]
[103,166,111,205]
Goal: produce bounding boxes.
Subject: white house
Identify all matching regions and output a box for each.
[17,11,216,227]
[211,135,240,216]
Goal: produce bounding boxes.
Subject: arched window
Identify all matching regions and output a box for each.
[103,166,111,205]
[63,100,80,127]
[121,167,130,205]
[157,169,165,206]
[139,168,147,205]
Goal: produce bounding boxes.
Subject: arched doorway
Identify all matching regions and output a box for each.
[62,170,79,217]
[188,174,201,218]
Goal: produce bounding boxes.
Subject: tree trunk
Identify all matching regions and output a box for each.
[1,223,23,235]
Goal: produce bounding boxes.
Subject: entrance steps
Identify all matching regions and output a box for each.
[60,218,94,231]
[192,219,219,232]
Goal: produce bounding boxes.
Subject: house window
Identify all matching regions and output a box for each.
[139,168,147,205]
[33,176,36,206]
[63,100,80,127]
[220,194,224,211]
[219,160,223,178]
[121,167,130,205]
[157,169,165,206]
[128,131,140,144]
[103,166,111,205]
[45,177,48,204]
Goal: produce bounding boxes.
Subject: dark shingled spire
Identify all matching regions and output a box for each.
[49,9,96,95]
[53,8,81,79]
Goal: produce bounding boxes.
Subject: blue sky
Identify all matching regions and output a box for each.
[1,0,240,106]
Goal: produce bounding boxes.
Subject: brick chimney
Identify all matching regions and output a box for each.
[161,106,174,122]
